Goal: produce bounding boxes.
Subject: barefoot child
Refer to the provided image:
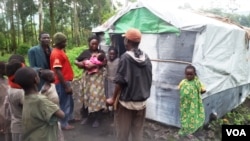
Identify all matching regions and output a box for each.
[40,69,64,141]
[105,47,119,111]
[6,60,25,141]
[14,67,65,141]
[1,55,26,141]
[0,61,9,139]
[178,65,206,138]
[40,69,59,105]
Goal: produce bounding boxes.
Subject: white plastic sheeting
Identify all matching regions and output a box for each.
[193,25,250,98]
[93,0,250,127]
[99,0,250,98]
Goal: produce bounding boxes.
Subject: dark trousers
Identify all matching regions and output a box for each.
[114,103,146,141]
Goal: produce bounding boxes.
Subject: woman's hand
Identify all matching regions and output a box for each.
[74,60,84,68]
[106,98,114,105]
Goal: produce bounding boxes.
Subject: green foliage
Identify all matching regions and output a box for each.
[207,98,250,139]
[66,46,88,79]
[16,44,30,56]
[0,54,11,62]
[1,45,87,78]
[0,32,6,54]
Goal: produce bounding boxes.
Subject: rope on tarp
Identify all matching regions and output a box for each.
[151,59,191,65]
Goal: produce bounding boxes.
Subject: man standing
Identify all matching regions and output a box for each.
[106,28,152,141]
[28,32,52,90]
[50,32,74,130]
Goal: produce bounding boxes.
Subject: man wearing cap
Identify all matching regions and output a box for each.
[106,28,152,141]
[50,32,75,130]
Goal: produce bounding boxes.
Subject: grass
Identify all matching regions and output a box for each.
[66,46,87,78]
[0,46,88,79]
[0,53,11,62]
[200,97,250,140]
[0,53,29,65]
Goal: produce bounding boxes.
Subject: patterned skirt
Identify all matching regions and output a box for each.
[80,68,106,113]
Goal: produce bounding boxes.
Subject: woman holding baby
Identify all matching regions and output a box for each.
[74,35,107,128]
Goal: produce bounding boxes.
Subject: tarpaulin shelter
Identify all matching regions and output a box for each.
[92,0,250,127]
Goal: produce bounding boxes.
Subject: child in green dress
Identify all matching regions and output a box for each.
[178,65,206,138]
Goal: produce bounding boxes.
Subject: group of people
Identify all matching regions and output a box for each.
[0,27,206,141]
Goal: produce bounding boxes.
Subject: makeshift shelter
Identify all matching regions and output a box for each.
[92,0,250,127]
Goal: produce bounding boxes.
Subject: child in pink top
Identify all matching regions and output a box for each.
[83,53,106,74]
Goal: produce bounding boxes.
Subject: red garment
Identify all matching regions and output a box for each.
[8,75,21,89]
[50,48,74,84]
[7,63,25,89]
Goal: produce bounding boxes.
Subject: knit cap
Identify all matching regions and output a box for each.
[53,32,67,45]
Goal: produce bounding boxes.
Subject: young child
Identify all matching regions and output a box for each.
[8,54,25,64]
[5,60,24,141]
[105,47,119,111]
[40,69,64,141]
[3,54,25,141]
[0,61,8,137]
[178,65,206,138]
[14,67,65,141]
[40,69,59,105]
[83,52,106,74]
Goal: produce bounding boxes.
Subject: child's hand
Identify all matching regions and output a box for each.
[201,90,206,94]
[106,98,114,105]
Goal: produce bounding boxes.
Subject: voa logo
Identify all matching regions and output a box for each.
[226,129,246,136]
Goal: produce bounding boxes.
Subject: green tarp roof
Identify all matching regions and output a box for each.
[114,7,180,34]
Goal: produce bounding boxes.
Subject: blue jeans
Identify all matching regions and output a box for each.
[56,81,74,127]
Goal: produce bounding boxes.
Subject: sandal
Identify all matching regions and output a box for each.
[69,118,81,123]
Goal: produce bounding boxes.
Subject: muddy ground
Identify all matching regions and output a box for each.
[1,79,249,141]
[65,79,221,141]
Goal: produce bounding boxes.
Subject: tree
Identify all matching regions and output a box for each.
[17,0,37,43]
[0,0,116,50]
[49,0,55,36]
[73,0,80,46]
[7,0,17,52]
[39,0,44,33]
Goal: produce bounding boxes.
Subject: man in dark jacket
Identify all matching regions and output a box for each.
[27,32,52,90]
[107,28,152,141]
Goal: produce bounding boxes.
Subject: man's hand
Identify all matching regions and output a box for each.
[65,86,73,95]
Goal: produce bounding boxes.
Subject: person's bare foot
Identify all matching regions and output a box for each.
[186,134,194,139]
[92,120,100,128]
[62,125,75,130]
[80,118,88,125]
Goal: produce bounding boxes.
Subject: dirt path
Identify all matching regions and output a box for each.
[63,112,176,141]
[63,113,115,141]
[3,79,246,141]
[68,79,203,141]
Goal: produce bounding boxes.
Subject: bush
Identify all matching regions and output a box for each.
[16,44,30,56]
[66,46,87,78]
